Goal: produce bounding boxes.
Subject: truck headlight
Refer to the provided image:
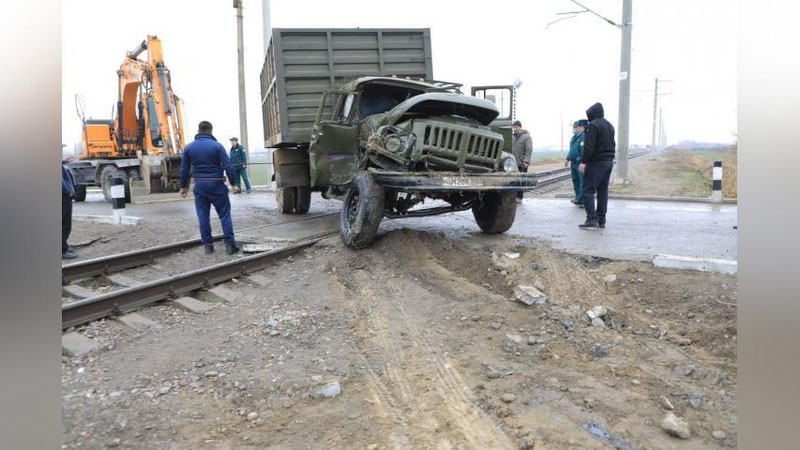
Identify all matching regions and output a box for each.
[502,155,518,172]
[385,135,404,153]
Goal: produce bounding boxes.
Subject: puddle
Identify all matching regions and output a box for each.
[582,423,634,450]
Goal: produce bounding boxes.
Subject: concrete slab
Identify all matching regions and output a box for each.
[62,284,96,299]
[171,296,212,314]
[247,273,271,287]
[199,285,240,303]
[116,313,161,331]
[653,254,737,275]
[73,214,142,226]
[62,332,100,357]
[105,274,140,287]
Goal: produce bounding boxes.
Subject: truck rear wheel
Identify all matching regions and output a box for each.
[276,186,311,214]
[295,186,311,214]
[73,185,87,202]
[472,191,517,234]
[276,187,296,213]
[340,171,384,249]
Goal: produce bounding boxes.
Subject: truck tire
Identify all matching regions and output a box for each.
[340,171,385,249]
[472,191,517,234]
[276,187,296,214]
[100,166,131,203]
[73,185,87,202]
[295,186,311,214]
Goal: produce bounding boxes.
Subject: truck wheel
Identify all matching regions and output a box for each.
[472,191,517,234]
[340,172,385,249]
[100,166,131,203]
[73,185,87,202]
[276,187,296,214]
[295,186,311,214]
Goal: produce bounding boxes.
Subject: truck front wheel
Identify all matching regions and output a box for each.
[472,191,517,234]
[340,172,385,249]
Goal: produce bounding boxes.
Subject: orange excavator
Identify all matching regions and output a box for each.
[69,35,186,202]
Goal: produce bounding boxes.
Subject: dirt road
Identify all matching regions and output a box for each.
[62,228,737,449]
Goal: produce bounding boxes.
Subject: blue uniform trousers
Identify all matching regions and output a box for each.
[570,162,584,203]
[234,166,251,192]
[193,180,235,246]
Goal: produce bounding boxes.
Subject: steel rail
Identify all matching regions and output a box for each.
[62,213,338,283]
[62,238,319,329]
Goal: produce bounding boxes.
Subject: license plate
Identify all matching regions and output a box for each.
[442,176,472,187]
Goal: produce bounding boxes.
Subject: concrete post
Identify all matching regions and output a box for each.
[235,1,250,178]
[711,161,723,203]
[111,177,126,224]
[615,0,633,184]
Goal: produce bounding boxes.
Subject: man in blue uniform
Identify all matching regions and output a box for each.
[180,121,241,255]
[228,137,251,193]
[62,162,77,259]
[565,119,588,206]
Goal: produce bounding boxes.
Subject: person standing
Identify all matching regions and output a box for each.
[511,120,533,200]
[180,121,241,255]
[578,103,616,229]
[565,120,588,207]
[62,162,77,259]
[228,137,251,194]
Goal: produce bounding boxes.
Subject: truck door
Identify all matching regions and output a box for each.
[309,91,360,187]
[472,85,515,153]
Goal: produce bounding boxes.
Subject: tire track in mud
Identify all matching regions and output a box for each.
[331,251,515,449]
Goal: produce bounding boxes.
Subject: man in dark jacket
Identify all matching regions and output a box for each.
[228,137,251,194]
[565,119,588,206]
[180,121,241,255]
[511,120,533,200]
[578,103,616,229]
[62,162,77,259]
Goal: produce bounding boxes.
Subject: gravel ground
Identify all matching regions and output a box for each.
[62,225,737,448]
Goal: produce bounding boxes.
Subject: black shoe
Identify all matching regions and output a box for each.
[204,244,214,254]
[579,221,599,229]
[62,250,78,260]
[226,244,240,255]
[577,204,585,209]
[599,223,606,229]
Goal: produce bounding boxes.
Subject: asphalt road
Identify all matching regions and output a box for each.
[75,191,737,262]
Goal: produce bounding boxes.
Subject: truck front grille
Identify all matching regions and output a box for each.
[418,123,501,172]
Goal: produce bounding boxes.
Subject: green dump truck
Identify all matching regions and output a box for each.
[260,28,537,248]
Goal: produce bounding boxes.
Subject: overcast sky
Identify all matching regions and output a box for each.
[62,0,737,151]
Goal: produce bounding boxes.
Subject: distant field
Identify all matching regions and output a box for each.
[246,153,272,186]
[529,150,567,166]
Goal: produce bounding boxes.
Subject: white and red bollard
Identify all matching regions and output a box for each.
[111,177,126,224]
[711,161,723,203]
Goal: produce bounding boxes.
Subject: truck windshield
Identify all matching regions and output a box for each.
[358,84,423,118]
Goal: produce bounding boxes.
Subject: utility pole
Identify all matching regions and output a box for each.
[651,78,659,147]
[616,0,632,183]
[233,0,250,174]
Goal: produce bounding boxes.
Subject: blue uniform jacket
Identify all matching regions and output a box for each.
[62,165,75,197]
[180,134,237,188]
[566,132,585,163]
[229,144,247,168]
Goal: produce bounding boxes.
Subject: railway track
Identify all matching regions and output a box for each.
[528,149,655,196]
[61,213,340,330]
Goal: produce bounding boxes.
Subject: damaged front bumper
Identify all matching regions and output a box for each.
[368,168,538,192]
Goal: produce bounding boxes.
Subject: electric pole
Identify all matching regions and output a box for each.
[651,78,659,147]
[616,0,632,183]
[234,0,250,174]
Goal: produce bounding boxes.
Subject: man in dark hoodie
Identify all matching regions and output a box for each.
[62,161,77,259]
[578,102,616,229]
[179,121,241,255]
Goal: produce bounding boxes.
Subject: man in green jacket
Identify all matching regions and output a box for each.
[565,120,587,206]
[511,120,533,201]
[229,137,251,194]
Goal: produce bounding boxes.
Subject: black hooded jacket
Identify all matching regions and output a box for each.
[580,103,616,163]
